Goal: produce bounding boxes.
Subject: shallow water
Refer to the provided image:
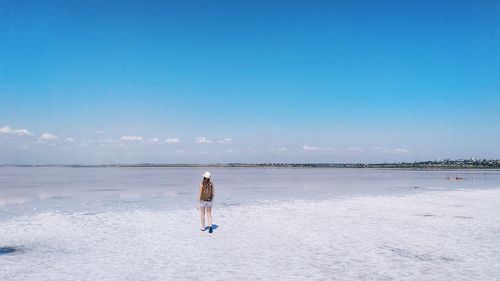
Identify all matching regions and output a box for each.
[1,167,499,218]
[1,167,500,280]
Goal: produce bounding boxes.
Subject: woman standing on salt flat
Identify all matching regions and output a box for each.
[198,171,215,233]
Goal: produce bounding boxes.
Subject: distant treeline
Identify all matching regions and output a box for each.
[4,159,500,169]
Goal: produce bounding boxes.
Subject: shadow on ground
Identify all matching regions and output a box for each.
[202,225,219,232]
[0,247,18,255]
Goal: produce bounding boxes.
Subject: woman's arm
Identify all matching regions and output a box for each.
[198,184,202,201]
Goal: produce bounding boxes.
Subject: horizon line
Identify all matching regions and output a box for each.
[2,159,499,168]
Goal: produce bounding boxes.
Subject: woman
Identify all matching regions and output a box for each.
[198,171,215,233]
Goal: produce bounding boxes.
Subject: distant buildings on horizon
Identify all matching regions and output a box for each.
[3,159,500,169]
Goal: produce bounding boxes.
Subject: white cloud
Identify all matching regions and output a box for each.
[195,137,212,144]
[39,133,59,141]
[121,136,143,142]
[302,145,335,152]
[347,147,363,152]
[64,137,76,143]
[303,145,321,151]
[0,125,32,136]
[13,129,32,136]
[165,138,181,144]
[217,138,233,144]
[381,148,411,154]
[146,138,160,143]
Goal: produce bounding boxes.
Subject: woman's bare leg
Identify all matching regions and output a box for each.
[207,206,212,228]
[200,206,206,229]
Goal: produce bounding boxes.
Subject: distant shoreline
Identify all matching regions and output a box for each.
[2,160,500,169]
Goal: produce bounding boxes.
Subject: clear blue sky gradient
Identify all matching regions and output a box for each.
[1,0,499,164]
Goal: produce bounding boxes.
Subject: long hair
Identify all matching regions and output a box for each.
[202,177,211,188]
[200,177,213,200]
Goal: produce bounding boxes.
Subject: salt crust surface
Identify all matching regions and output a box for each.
[1,189,500,281]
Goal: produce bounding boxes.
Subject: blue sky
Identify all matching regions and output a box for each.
[1,0,499,164]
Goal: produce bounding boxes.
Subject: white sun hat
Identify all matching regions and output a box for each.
[202,171,211,179]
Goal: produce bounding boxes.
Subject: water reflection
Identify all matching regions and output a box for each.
[1,167,500,217]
